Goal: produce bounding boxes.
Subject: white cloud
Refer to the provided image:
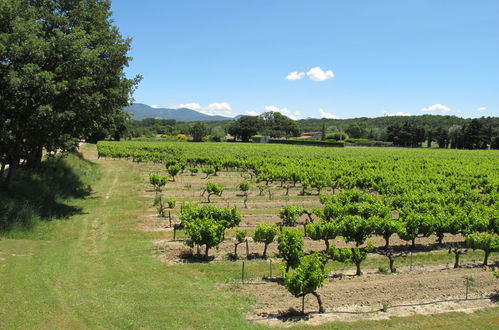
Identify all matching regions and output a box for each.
[150,104,159,109]
[244,111,259,116]
[382,111,412,117]
[477,107,487,111]
[420,104,452,113]
[307,66,334,82]
[319,108,340,119]
[285,71,305,81]
[171,102,235,117]
[264,105,299,120]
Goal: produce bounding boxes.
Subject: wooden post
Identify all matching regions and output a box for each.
[242,261,245,284]
[173,225,176,241]
[269,259,272,278]
[302,295,305,315]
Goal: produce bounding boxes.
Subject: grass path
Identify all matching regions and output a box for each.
[0,144,497,329]
[0,145,259,329]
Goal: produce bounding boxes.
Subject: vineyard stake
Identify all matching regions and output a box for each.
[269,259,272,278]
[242,261,245,284]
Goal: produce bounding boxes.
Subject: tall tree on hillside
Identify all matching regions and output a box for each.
[0,0,140,187]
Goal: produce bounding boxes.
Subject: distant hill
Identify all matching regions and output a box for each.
[125,103,234,121]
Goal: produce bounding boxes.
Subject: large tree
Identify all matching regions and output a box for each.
[259,111,300,138]
[0,0,140,187]
[227,116,260,142]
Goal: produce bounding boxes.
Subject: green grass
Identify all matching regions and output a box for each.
[0,144,497,329]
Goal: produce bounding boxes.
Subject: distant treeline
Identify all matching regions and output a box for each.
[124,114,499,149]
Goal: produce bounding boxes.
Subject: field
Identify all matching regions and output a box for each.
[1,142,497,328]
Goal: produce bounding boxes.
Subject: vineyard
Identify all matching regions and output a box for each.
[97,141,498,323]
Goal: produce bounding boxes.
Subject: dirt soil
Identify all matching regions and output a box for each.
[235,265,499,326]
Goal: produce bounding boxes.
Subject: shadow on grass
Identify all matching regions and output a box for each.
[0,153,98,233]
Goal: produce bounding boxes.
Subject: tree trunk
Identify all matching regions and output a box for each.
[207,194,212,203]
[204,245,210,260]
[384,236,390,248]
[389,258,395,273]
[312,292,325,313]
[262,243,268,259]
[26,144,43,169]
[286,263,290,273]
[234,243,239,259]
[411,238,415,249]
[244,195,248,208]
[454,253,460,269]
[355,261,362,276]
[168,211,172,227]
[245,239,249,258]
[5,158,19,188]
[483,250,490,266]
[324,239,330,251]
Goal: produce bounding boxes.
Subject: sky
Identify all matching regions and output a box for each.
[111,0,499,119]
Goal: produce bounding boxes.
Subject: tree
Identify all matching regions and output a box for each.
[204,182,223,203]
[278,228,304,272]
[373,217,402,248]
[239,180,251,208]
[227,116,260,142]
[253,223,278,258]
[167,164,181,182]
[180,203,240,259]
[166,198,176,227]
[189,122,210,142]
[466,233,499,266]
[149,173,168,192]
[341,215,375,247]
[259,112,300,138]
[233,229,247,259]
[328,242,374,276]
[0,0,140,187]
[306,220,341,251]
[284,253,328,314]
[279,205,303,227]
[184,217,224,260]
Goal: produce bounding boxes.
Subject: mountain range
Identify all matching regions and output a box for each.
[125,103,235,121]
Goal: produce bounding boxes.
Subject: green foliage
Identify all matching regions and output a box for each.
[328,242,375,276]
[180,203,240,259]
[201,167,215,178]
[0,0,140,186]
[227,116,260,142]
[235,229,247,244]
[167,165,181,181]
[306,220,341,250]
[253,223,278,258]
[205,182,223,203]
[279,205,303,226]
[189,122,210,142]
[278,228,304,272]
[466,232,499,266]
[166,199,176,209]
[326,132,349,141]
[283,252,328,305]
[149,173,168,192]
[239,181,251,192]
[341,215,375,247]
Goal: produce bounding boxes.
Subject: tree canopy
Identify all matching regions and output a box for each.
[0,0,140,187]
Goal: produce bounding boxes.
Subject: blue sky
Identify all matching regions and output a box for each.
[111,0,499,119]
